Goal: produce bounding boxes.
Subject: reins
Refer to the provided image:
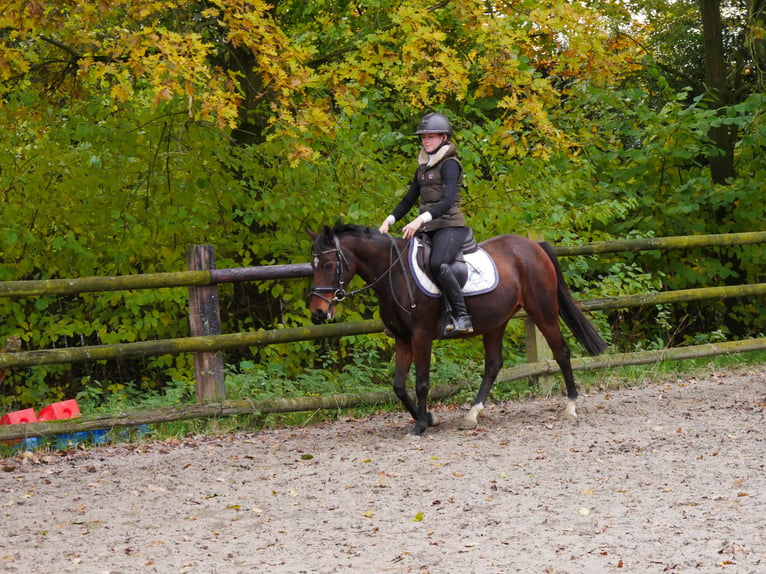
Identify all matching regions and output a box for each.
[310,233,417,311]
[389,238,417,311]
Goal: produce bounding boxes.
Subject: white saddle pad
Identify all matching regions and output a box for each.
[409,238,499,298]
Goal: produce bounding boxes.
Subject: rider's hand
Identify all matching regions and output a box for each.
[402,215,425,239]
[379,215,395,235]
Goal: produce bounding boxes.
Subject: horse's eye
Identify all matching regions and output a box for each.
[322,262,334,270]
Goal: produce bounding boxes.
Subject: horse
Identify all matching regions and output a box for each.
[308,223,607,436]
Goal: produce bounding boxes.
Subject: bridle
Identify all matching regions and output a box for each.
[309,233,416,309]
[309,235,351,304]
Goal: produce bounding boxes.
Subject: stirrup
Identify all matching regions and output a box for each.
[444,314,473,336]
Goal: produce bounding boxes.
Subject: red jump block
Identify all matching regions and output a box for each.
[0,408,40,448]
[0,408,39,426]
[37,399,81,422]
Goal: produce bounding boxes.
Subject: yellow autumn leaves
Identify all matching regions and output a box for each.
[1,0,644,156]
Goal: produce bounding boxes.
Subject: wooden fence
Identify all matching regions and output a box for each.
[1,231,765,441]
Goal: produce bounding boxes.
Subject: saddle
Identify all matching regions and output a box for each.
[410,231,498,298]
[415,228,479,287]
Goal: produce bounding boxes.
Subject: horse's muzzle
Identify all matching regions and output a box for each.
[311,308,332,324]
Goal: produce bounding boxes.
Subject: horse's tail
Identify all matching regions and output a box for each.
[538,241,608,356]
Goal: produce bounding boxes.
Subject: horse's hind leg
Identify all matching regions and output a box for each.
[551,338,578,417]
[464,327,505,428]
[526,303,579,417]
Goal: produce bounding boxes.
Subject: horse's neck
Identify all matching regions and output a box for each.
[352,237,407,289]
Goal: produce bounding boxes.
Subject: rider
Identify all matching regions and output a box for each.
[378,112,473,336]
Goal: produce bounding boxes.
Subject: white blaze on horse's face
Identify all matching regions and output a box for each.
[309,250,338,322]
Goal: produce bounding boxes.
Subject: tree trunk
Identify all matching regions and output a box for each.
[751,0,766,89]
[699,0,737,184]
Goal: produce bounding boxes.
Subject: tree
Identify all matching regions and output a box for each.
[750,0,766,87]
[700,0,737,183]
[624,0,762,183]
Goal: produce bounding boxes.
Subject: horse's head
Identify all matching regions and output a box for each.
[308,225,357,324]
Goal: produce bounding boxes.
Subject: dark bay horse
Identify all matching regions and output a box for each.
[309,223,607,436]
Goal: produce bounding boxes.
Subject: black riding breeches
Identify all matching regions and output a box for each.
[428,226,468,278]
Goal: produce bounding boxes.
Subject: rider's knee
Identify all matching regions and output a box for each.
[435,262,450,278]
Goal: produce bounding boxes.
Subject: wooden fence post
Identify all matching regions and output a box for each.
[525,231,555,393]
[187,245,226,402]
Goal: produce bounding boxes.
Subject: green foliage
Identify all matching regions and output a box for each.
[0,96,248,405]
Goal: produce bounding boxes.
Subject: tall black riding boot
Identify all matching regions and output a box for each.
[437,263,474,335]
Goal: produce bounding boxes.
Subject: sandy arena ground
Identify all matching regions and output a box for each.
[1,365,765,574]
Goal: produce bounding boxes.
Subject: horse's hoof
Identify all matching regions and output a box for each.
[409,425,426,437]
[427,412,440,427]
[564,399,577,418]
[462,403,484,429]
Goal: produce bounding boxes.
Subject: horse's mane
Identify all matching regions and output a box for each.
[312,222,381,252]
[331,222,378,237]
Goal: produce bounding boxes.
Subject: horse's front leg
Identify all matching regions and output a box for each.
[411,336,437,436]
[392,338,418,421]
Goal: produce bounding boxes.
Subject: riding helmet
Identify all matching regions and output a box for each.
[415,112,452,135]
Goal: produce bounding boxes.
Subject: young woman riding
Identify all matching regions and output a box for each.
[378,112,473,336]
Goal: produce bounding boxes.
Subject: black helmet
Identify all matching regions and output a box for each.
[415,112,452,135]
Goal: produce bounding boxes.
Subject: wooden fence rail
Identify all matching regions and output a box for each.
[0,263,314,298]
[1,231,764,298]
[1,231,764,439]
[2,284,765,370]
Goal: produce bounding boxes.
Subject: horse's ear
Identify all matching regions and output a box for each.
[306,229,318,240]
[322,225,335,244]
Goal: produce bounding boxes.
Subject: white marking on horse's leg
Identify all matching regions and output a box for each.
[463,403,484,428]
[564,398,577,418]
